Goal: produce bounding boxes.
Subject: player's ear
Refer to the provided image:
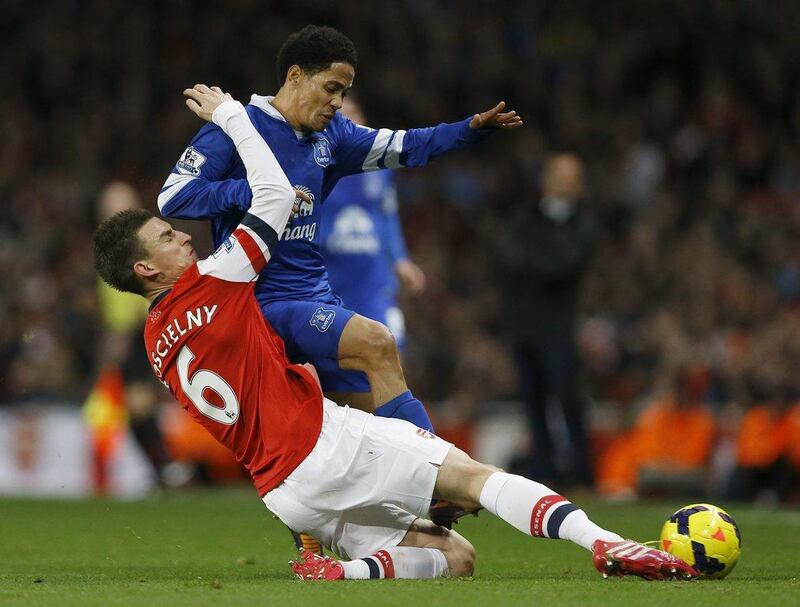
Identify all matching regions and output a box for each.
[286,65,304,86]
[133,260,160,280]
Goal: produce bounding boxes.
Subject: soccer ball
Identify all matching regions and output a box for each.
[659,503,741,579]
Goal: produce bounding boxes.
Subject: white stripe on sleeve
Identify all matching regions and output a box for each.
[158,173,197,210]
[383,130,407,169]
[362,128,393,171]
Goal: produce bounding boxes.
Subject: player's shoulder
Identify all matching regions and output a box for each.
[325,112,373,144]
[189,119,227,147]
[146,263,240,323]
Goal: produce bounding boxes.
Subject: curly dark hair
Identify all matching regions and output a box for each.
[93,208,154,295]
[276,25,357,85]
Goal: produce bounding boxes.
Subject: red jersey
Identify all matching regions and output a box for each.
[143,100,322,495]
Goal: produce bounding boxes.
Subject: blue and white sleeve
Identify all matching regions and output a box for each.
[158,122,253,220]
[329,115,491,180]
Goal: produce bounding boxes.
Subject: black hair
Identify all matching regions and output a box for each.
[93,208,154,295]
[276,25,357,85]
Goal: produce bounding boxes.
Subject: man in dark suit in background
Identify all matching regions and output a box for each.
[498,153,599,488]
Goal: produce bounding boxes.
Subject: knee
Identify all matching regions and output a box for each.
[353,320,398,365]
[445,534,476,577]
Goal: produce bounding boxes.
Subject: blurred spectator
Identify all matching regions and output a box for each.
[726,365,800,503]
[495,153,598,487]
[596,365,716,499]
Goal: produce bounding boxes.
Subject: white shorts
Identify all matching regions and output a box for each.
[263,399,453,560]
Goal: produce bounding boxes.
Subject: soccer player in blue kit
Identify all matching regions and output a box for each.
[320,96,426,354]
[159,25,521,451]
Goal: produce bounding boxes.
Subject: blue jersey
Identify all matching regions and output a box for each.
[320,171,407,312]
[159,95,487,306]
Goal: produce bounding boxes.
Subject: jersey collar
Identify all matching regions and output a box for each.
[149,289,171,311]
[250,94,306,140]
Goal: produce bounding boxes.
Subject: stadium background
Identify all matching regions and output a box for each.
[2,0,800,504]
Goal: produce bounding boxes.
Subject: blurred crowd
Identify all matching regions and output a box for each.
[3,0,800,500]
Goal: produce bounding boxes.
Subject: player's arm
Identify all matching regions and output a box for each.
[184,85,295,283]
[158,103,254,220]
[380,175,426,294]
[327,102,522,183]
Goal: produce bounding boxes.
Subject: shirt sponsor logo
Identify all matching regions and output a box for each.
[176,146,207,176]
[283,185,317,242]
[312,136,332,167]
[281,222,316,242]
[292,185,315,218]
[309,307,336,332]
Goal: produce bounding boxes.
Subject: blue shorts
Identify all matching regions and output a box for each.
[262,299,371,393]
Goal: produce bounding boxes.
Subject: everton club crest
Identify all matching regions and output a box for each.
[312,136,332,167]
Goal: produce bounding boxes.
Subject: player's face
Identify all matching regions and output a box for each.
[296,62,354,132]
[136,218,198,284]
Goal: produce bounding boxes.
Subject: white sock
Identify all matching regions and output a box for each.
[558,508,624,551]
[478,472,623,551]
[340,547,449,579]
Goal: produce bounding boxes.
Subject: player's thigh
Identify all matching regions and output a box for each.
[332,412,455,559]
[262,299,355,360]
[434,448,499,510]
[262,301,374,396]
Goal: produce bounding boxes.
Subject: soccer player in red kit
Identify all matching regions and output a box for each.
[93,85,696,582]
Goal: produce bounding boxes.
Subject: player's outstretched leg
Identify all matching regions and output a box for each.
[290,519,473,581]
[435,448,698,581]
[291,546,451,581]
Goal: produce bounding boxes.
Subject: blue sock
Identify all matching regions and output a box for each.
[373,390,435,432]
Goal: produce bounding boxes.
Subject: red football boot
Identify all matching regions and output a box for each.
[592,540,699,581]
[289,549,345,581]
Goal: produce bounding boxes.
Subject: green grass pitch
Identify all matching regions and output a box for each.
[2,488,799,606]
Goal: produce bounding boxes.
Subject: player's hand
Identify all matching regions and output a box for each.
[292,188,311,217]
[469,101,523,130]
[183,85,233,122]
[395,259,426,295]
